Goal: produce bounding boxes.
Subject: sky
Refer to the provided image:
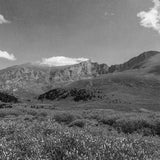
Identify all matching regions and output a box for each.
[0,0,160,68]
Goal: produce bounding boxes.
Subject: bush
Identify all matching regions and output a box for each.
[0,104,13,109]
[0,109,21,118]
[97,113,160,136]
[37,111,48,117]
[0,92,18,103]
[113,118,154,134]
[23,109,38,116]
[54,112,79,124]
[69,119,87,128]
[23,115,34,121]
[99,116,119,126]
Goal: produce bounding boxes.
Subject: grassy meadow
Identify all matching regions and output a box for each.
[0,104,160,159]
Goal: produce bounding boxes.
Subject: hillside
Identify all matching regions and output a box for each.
[0,61,108,97]
[109,51,160,74]
[0,50,160,106]
[38,88,104,102]
[63,71,160,110]
[38,51,160,110]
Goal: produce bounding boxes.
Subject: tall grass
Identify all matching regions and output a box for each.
[0,119,160,160]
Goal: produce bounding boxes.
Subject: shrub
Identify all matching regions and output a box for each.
[97,113,160,136]
[152,120,160,136]
[0,92,18,103]
[0,104,13,109]
[23,115,34,121]
[113,118,154,134]
[69,119,87,128]
[54,112,78,124]
[37,111,48,117]
[0,109,21,118]
[99,115,119,126]
[24,109,38,116]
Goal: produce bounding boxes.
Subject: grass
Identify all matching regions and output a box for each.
[68,119,91,128]
[0,109,22,118]
[53,112,82,124]
[1,106,160,159]
[0,118,160,160]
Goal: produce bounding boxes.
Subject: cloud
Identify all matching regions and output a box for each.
[137,0,160,34]
[39,56,89,66]
[0,14,10,24]
[0,50,16,61]
[104,12,115,17]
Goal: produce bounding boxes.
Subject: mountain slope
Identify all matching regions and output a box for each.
[0,60,108,97]
[38,88,103,102]
[0,50,160,103]
[62,71,160,110]
[109,51,160,73]
[38,51,160,111]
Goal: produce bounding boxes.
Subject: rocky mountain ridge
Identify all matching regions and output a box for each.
[109,51,160,73]
[0,60,109,95]
[0,50,159,98]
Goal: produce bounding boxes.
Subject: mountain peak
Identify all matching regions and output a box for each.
[109,51,160,73]
[141,51,160,57]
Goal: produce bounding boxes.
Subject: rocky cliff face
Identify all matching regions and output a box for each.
[0,60,109,95]
[49,61,109,84]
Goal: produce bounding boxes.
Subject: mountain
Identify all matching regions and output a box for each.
[63,66,160,110]
[0,50,160,103]
[38,51,160,111]
[49,60,109,84]
[0,60,108,98]
[109,51,160,74]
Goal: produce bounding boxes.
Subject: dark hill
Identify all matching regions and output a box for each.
[38,88,103,102]
[0,92,18,103]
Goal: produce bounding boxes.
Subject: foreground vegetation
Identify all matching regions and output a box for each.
[0,92,18,103]
[0,106,160,159]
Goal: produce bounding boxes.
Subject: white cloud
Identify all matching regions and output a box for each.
[39,56,89,66]
[0,50,16,61]
[137,0,160,34]
[0,14,10,24]
[104,12,115,17]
